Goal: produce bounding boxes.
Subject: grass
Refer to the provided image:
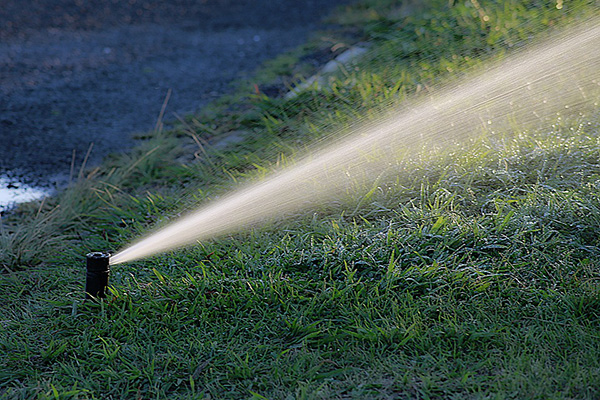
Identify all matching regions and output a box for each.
[2,0,600,398]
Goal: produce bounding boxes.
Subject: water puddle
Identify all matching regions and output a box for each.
[0,175,50,212]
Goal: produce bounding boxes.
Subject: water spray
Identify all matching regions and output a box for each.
[85,252,111,300]
[108,17,600,266]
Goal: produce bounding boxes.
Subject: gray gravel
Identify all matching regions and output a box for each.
[0,0,352,206]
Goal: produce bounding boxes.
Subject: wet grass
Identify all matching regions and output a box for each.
[1,0,600,398]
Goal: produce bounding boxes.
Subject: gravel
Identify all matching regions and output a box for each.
[0,0,352,204]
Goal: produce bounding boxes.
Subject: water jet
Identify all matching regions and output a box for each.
[85,252,111,300]
[109,17,600,266]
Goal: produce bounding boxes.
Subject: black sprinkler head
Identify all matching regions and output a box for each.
[85,252,110,300]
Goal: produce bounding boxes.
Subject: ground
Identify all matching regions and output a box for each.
[0,0,351,189]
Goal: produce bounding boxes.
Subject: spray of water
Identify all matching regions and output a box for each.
[110,18,600,265]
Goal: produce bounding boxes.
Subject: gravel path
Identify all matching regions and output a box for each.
[0,0,351,207]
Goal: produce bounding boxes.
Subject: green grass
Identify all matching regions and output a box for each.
[2,0,600,398]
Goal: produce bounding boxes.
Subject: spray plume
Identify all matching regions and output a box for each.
[110,18,600,265]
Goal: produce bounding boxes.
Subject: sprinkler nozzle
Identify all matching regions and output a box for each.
[85,252,110,300]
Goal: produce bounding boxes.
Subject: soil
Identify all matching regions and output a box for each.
[0,0,352,193]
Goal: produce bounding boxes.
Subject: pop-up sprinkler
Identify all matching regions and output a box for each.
[85,252,110,300]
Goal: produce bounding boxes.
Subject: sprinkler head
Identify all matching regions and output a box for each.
[85,252,110,300]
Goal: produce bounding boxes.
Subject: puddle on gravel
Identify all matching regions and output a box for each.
[0,174,50,212]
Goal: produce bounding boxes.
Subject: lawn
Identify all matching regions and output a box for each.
[1,0,600,398]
